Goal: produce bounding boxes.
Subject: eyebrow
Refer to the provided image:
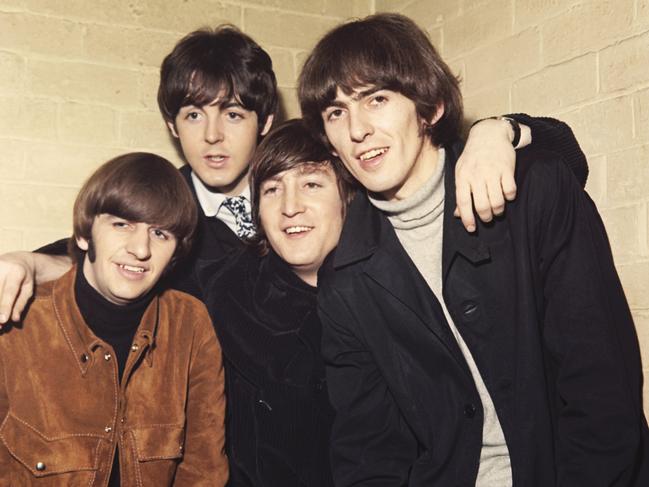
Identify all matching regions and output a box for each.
[326,86,382,108]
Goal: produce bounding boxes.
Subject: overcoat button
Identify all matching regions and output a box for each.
[105,426,112,433]
[80,353,89,363]
[104,352,112,361]
[35,462,46,471]
[464,403,477,418]
[131,344,139,352]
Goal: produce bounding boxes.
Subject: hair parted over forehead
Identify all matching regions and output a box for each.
[249,119,358,254]
[298,13,463,147]
[72,153,198,263]
[158,25,278,134]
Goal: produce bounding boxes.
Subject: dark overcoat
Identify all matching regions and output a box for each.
[318,143,649,486]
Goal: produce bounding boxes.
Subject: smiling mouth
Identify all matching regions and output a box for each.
[118,264,146,273]
[358,147,388,161]
[285,226,313,235]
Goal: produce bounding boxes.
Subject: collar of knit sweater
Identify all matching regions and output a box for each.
[368,147,446,230]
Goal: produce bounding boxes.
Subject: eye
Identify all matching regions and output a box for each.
[325,108,344,122]
[185,111,202,121]
[304,181,323,190]
[226,110,244,121]
[369,94,388,106]
[151,228,172,241]
[112,220,130,230]
[262,185,279,196]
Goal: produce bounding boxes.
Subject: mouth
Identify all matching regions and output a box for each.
[358,147,388,162]
[116,263,148,275]
[204,154,229,167]
[284,226,313,236]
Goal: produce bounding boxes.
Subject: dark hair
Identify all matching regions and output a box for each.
[249,119,358,254]
[299,13,463,147]
[72,152,198,264]
[158,26,278,134]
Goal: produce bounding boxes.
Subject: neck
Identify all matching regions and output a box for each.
[381,140,440,202]
[207,168,250,197]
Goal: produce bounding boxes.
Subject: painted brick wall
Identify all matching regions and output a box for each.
[0,0,371,250]
[379,0,649,408]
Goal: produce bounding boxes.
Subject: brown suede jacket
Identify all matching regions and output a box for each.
[0,268,228,486]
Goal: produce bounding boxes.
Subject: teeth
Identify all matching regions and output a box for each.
[359,148,387,161]
[207,155,225,162]
[120,264,145,273]
[285,226,312,234]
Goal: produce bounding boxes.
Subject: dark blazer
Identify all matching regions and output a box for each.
[165,165,244,298]
[199,248,335,487]
[318,143,649,486]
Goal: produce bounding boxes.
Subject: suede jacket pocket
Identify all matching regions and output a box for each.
[131,424,185,462]
[0,412,102,477]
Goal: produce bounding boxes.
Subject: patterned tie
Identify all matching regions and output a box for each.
[222,196,256,239]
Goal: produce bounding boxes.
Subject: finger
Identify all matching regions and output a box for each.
[472,182,494,223]
[487,177,506,217]
[0,277,16,324]
[455,180,476,232]
[501,172,517,201]
[11,281,34,323]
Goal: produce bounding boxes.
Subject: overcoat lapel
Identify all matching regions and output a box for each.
[334,191,471,376]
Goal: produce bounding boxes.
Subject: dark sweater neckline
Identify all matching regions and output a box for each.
[74,265,153,336]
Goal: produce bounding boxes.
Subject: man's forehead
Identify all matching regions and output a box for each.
[262,163,333,183]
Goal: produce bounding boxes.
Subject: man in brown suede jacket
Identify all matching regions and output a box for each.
[0,153,228,486]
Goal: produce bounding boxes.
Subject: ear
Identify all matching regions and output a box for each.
[76,236,89,251]
[166,121,179,138]
[260,114,274,136]
[426,103,445,126]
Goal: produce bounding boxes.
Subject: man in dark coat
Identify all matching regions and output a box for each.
[299,13,649,486]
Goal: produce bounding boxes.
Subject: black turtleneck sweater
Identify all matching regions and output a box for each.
[74,266,154,487]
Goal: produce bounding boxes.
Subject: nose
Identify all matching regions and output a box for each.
[281,184,305,217]
[348,108,372,143]
[126,227,151,260]
[204,115,224,144]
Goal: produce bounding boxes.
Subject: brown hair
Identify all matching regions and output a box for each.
[72,152,198,264]
[298,13,463,147]
[249,119,358,254]
[158,25,278,134]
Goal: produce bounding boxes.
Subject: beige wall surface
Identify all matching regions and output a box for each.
[1,0,648,404]
[379,0,649,407]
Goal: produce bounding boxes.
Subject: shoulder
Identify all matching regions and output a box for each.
[158,288,212,330]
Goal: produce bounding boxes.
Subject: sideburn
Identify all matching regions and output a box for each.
[87,239,96,263]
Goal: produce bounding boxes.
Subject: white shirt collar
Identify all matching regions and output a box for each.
[190,171,251,217]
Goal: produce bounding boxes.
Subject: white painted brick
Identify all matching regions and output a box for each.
[463,28,541,94]
[541,0,635,66]
[443,0,512,58]
[600,31,649,94]
[26,60,140,108]
[0,51,25,94]
[59,102,119,146]
[0,11,85,58]
[557,96,634,156]
[607,145,649,205]
[0,96,58,141]
[512,54,597,114]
